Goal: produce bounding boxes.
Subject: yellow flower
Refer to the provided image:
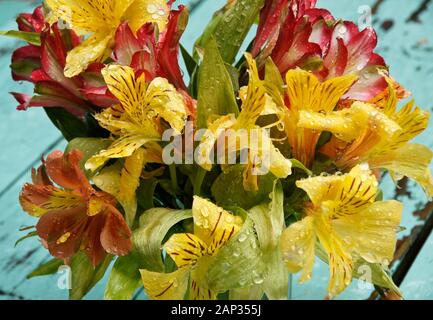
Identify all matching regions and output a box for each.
[86,64,187,171]
[280,68,358,168]
[140,196,243,300]
[196,54,292,191]
[45,0,169,77]
[280,165,403,298]
[299,80,433,197]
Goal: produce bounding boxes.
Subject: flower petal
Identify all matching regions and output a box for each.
[164,233,206,268]
[64,34,113,77]
[280,216,316,282]
[36,205,88,259]
[370,143,433,198]
[285,68,357,113]
[45,150,92,193]
[123,0,169,34]
[20,184,84,217]
[140,267,189,300]
[100,205,132,256]
[85,135,156,171]
[333,200,402,264]
[118,148,146,226]
[192,196,243,254]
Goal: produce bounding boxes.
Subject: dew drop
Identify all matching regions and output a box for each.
[147,4,158,14]
[238,233,248,242]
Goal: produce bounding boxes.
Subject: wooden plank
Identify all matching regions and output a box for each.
[2,0,433,300]
[400,230,433,299]
[0,1,63,193]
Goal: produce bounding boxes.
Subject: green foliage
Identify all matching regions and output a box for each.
[104,253,142,300]
[27,258,63,279]
[0,30,41,45]
[196,38,239,128]
[197,0,265,64]
[212,165,276,209]
[69,252,113,300]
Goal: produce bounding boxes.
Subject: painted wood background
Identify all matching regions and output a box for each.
[0,0,432,300]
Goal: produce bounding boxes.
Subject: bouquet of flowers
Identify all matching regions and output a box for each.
[4,0,433,300]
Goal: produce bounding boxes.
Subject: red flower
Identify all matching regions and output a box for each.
[19,150,132,266]
[113,5,188,91]
[253,0,387,101]
[10,6,115,116]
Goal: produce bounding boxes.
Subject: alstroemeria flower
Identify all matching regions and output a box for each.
[196,54,292,191]
[253,0,387,101]
[140,196,243,300]
[45,0,170,77]
[85,64,187,171]
[278,68,357,168]
[19,150,132,266]
[11,6,117,115]
[113,5,188,91]
[280,165,403,298]
[302,82,433,197]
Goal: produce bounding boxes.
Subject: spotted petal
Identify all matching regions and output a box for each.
[192,196,243,254]
[140,267,189,300]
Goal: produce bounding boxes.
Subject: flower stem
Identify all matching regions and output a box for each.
[193,167,206,196]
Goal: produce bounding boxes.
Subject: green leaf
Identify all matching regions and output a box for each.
[104,253,142,300]
[196,38,239,128]
[290,159,313,176]
[210,0,264,63]
[0,30,41,45]
[15,231,38,247]
[134,208,192,272]
[211,165,275,209]
[180,44,197,78]
[69,252,113,300]
[66,137,112,176]
[230,285,264,300]
[44,108,88,141]
[206,216,265,292]
[137,178,159,211]
[249,181,288,300]
[27,258,64,279]
[249,180,284,249]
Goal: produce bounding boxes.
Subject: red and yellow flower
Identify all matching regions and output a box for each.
[19,150,132,266]
[45,0,170,77]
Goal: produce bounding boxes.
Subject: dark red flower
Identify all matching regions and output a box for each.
[10,6,113,116]
[19,150,132,266]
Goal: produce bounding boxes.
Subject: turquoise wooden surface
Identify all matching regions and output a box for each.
[0,0,432,300]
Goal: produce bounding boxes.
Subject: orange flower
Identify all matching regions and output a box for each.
[19,150,132,266]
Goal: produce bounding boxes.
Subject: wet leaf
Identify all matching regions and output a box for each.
[206,215,265,292]
[196,38,239,128]
[104,253,142,300]
[0,30,41,45]
[134,208,192,272]
[27,258,63,279]
[211,164,275,209]
[202,0,265,63]
[69,252,112,300]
